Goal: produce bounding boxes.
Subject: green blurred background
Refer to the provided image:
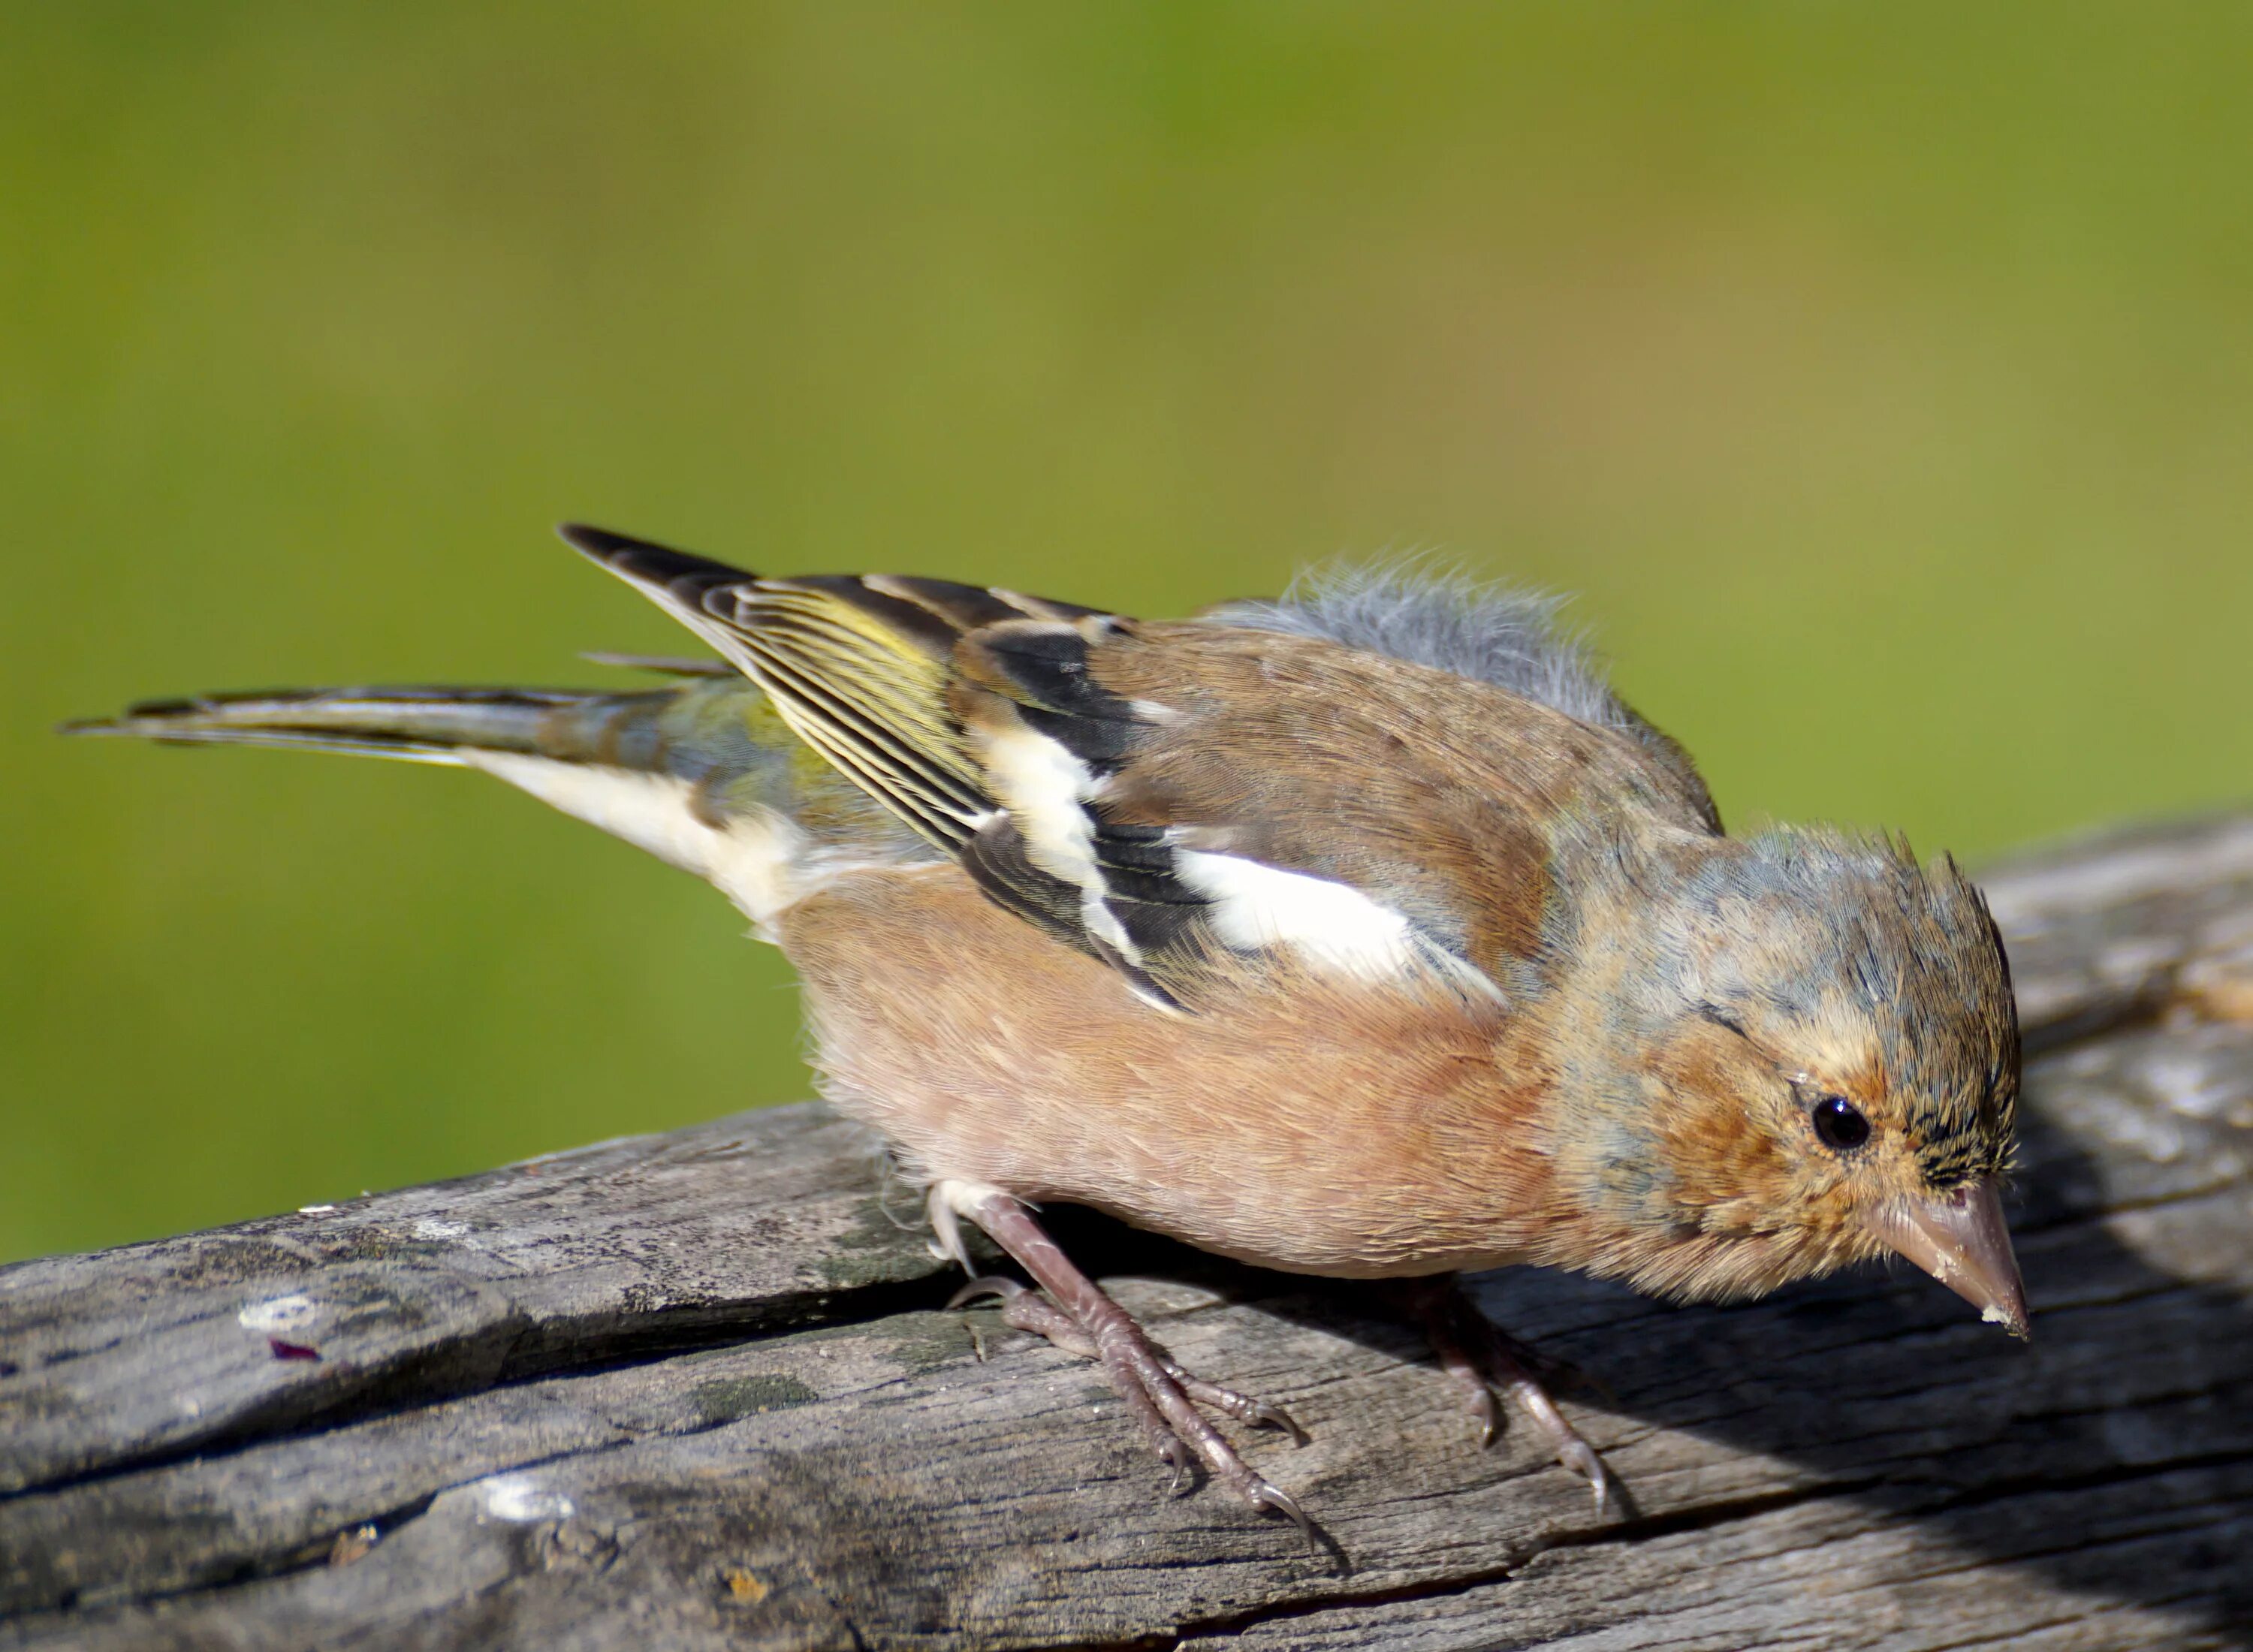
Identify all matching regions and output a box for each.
[5,5,2249,1262]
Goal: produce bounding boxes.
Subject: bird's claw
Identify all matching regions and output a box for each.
[1162,1363,1309,1446]
[1461,1382,1503,1449]
[1250,1481,1315,1546]
[1558,1436,1611,1516]
[946,1274,1026,1310]
[1160,1437,1196,1497]
[943,1199,1307,1526]
[1245,1397,1310,1446]
[1413,1278,1620,1517]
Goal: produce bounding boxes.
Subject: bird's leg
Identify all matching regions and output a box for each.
[952,1275,1307,1442]
[1407,1276,1614,1516]
[940,1185,1308,1529]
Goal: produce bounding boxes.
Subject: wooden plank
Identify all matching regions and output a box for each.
[2,814,2248,1650]
[0,1105,943,1499]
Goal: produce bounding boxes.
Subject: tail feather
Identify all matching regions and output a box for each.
[62,687,597,764]
[65,523,999,925]
[578,653,734,677]
[65,675,928,927]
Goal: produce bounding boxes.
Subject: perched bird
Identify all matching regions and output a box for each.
[71,526,2028,1530]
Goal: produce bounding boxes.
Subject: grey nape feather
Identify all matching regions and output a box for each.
[1208,559,1637,734]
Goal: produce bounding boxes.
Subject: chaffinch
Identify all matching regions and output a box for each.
[74,525,2027,1530]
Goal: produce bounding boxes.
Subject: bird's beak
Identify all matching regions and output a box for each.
[1860,1176,2030,1340]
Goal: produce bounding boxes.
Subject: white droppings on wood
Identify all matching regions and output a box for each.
[237,1294,316,1334]
[477,1473,575,1523]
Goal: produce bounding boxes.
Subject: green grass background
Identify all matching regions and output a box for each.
[5,5,2249,1262]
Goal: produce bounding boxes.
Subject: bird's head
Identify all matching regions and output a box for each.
[1566,828,2026,1334]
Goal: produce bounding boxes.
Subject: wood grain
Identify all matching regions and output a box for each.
[3,812,2249,1650]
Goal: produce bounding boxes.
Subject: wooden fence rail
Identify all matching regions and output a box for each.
[5,812,2251,1650]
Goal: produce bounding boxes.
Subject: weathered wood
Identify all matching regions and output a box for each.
[4,813,2251,1650]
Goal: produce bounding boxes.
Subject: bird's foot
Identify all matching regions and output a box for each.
[1409,1277,1615,1517]
[953,1275,1309,1444]
[942,1189,1309,1533]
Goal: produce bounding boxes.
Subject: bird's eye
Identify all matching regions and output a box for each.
[1811,1096,1871,1152]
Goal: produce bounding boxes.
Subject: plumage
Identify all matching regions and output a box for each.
[67,674,932,930]
[71,524,2028,1527]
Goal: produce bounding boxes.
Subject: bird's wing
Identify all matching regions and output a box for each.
[569,525,1703,1008]
[565,524,1097,849]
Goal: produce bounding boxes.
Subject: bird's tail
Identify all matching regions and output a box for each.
[63,669,926,926]
[63,679,695,764]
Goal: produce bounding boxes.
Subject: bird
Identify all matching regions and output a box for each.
[68,525,2028,1531]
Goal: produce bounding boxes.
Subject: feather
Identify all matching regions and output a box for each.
[1211,559,1721,831]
